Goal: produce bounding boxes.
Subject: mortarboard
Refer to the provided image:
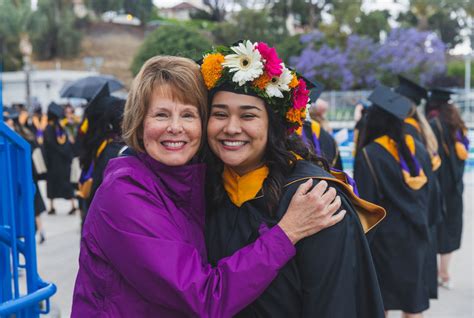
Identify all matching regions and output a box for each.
[3,107,20,120]
[85,83,111,118]
[428,88,455,103]
[394,75,427,106]
[309,80,325,102]
[368,85,412,120]
[47,102,64,119]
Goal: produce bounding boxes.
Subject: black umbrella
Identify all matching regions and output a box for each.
[60,75,124,100]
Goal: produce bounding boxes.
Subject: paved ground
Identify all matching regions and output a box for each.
[33,176,474,318]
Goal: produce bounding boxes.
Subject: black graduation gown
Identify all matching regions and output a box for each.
[44,124,75,199]
[354,139,432,313]
[16,124,46,216]
[404,122,422,143]
[301,120,343,170]
[206,161,385,318]
[429,117,466,253]
[86,141,125,209]
[404,120,443,299]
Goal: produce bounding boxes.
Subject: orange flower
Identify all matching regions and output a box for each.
[201,53,225,89]
[252,73,271,90]
[286,107,304,127]
[289,74,299,89]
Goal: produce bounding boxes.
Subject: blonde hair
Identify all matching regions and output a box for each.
[415,107,438,155]
[122,55,208,152]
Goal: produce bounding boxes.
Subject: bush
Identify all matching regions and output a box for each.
[447,59,474,87]
[131,25,213,75]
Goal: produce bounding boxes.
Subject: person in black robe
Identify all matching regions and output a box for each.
[395,75,443,299]
[295,83,343,170]
[76,83,126,227]
[205,88,386,317]
[44,102,77,214]
[426,88,467,289]
[354,86,433,316]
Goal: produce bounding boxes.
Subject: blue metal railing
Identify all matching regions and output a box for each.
[1,69,56,317]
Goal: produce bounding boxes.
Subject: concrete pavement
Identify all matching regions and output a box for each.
[34,175,474,318]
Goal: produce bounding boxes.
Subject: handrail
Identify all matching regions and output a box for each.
[0,226,27,254]
[0,283,57,315]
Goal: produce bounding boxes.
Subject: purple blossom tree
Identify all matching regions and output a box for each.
[290,28,447,90]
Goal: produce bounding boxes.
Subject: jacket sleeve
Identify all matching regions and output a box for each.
[89,173,296,318]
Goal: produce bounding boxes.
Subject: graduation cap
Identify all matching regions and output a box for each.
[394,75,427,106]
[368,85,412,120]
[47,102,64,119]
[309,80,325,102]
[85,83,111,118]
[3,107,20,121]
[428,88,455,103]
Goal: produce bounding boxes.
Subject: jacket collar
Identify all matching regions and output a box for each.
[137,152,206,224]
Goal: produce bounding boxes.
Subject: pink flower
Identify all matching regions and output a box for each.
[292,79,309,110]
[256,42,283,77]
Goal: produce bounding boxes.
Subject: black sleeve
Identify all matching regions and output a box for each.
[296,185,384,318]
[353,150,380,204]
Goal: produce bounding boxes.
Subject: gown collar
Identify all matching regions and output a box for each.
[222,165,269,207]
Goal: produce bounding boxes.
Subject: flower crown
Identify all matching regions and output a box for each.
[200,40,311,132]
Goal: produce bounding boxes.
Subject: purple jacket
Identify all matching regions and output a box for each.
[71,152,295,317]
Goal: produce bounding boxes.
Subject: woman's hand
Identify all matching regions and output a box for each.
[278,179,345,244]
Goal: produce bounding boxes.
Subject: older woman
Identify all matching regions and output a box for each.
[71,56,344,317]
[202,40,386,317]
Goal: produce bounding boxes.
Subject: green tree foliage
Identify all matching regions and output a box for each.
[123,0,153,23]
[276,34,305,65]
[202,0,226,21]
[447,59,474,86]
[269,0,331,29]
[28,0,81,60]
[353,10,390,41]
[212,9,287,46]
[331,0,362,31]
[131,25,212,75]
[85,0,121,15]
[397,0,470,49]
[85,0,152,23]
[0,0,31,70]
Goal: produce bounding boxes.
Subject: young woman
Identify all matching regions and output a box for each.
[426,88,468,289]
[76,83,126,225]
[395,76,443,299]
[354,86,434,317]
[71,55,344,317]
[202,40,386,317]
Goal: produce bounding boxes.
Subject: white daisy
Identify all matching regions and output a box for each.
[265,65,293,98]
[222,40,264,86]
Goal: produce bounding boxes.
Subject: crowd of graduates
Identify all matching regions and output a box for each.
[2,84,126,241]
[302,76,468,316]
[2,60,468,317]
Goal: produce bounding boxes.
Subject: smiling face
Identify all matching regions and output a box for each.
[142,86,202,166]
[207,91,268,176]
